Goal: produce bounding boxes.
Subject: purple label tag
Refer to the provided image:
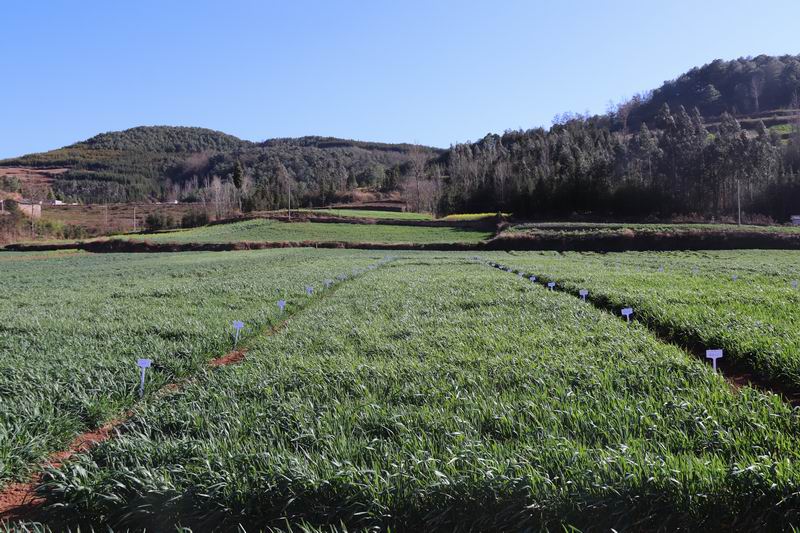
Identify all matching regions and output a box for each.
[529,276,537,282]
[732,274,738,281]
[657,266,664,272]
[706,349,723,371]
[278,299,286,312]
[324,279,333,288]
[137,359,152,398]
[306,286,313,295]
[579,289,588,300]
[547,282,556,290]
[792,280,798,289]
[621,308,633,322]
[233,320,244,330]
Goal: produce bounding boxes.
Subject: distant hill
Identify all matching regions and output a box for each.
[610,54,800,133]
[0,126,442,205]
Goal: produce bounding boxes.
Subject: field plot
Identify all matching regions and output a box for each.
[485,250,800,391]
[506,222,800,236]
[123,219,491,244]
[28,256,800,531]
[299,208,433,220]
[0,248,383,487]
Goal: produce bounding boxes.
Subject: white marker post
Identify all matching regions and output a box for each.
[529,276,537,283]
[621,307,633,323]
[137,358,152,398]
[547,282,556,291]
[232,320,244,346]
[579,289,588,301]
[706,349,723,372]
[278,299,286,313]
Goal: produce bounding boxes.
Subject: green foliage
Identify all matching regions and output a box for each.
[0,127,441,206]
[486,250,800,388]
[0,249,382,485]
[126,218,491,244]
[31,256,800,531]
[143,212,176,232]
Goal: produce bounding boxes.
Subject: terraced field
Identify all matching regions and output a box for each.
[484,250,800,390]
[125,219,491,245]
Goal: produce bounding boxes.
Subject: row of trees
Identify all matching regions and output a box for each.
[431,104,800,221]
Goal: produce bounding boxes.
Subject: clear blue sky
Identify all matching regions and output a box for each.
[1,0,799,158]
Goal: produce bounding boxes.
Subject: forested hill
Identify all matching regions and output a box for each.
[0,126,441,205]
[607,54,800,132]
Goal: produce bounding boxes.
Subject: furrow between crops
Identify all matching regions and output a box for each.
[482,258,800,407]
[0,258,393,524]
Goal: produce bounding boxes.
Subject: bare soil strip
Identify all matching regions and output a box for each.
[486,261,800,407]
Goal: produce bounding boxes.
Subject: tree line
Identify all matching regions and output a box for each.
[431,105,800,221]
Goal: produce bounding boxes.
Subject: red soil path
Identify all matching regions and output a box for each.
[0,347,250,523]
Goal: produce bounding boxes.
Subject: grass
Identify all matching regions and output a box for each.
[0,248,385,486]
[504,222,800,236]
[441,212,507,221]
[299,209,433,220]
[124,219,492,244]
[484,250,800,388]
[27,255,800,531]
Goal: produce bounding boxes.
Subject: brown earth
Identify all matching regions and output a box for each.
[0,167,67,199]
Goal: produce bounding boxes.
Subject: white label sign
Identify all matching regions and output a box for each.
[547,282,556,290]
[706,349,723,371]
[621,307,633,322]
[137,358,152,398]
[579,289,588,300]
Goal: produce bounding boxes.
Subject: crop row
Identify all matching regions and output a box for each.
[30,256,800,531]
[482,250,800,391]
[0,248,386,486]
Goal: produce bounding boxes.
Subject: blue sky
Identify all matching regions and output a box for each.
[1,0,799,158]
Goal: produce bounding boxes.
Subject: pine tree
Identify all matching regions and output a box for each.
[232,161,244,189]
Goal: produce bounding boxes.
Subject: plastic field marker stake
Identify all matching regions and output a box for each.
[306,286,313,296]
[232,320,244,345]
[547,282,556,290]
[579,289,588,300]
[732,274,738,281]
[621,307,633,322]
[706,349,723,371]
[529,276,537,283]
[136,359,152,398]
[278,299,286,313]
[792,280,798,289]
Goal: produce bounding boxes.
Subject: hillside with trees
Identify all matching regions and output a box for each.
[607,54,800,133]
[4,55,800,224]
[0,126,441,211]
